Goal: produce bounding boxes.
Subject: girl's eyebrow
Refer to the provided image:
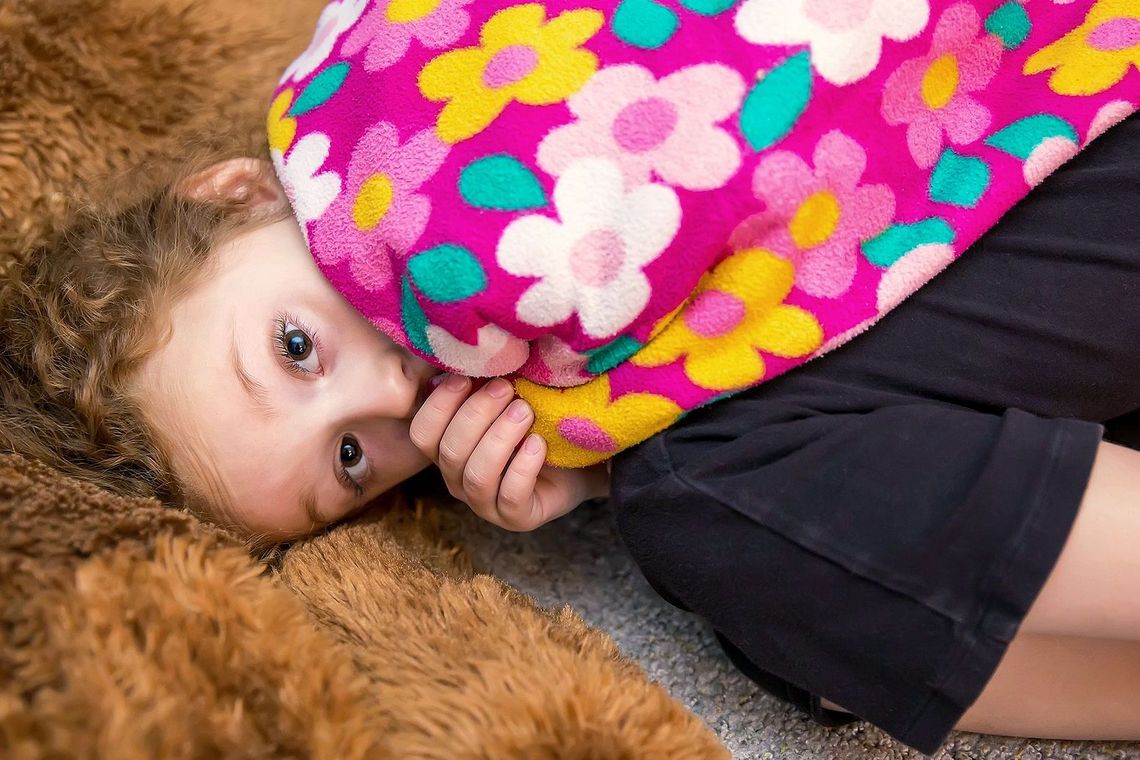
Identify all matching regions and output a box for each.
[229,325,277,418]
[299,483,326,528]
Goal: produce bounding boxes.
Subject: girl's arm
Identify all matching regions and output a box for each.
[409,374,610,532]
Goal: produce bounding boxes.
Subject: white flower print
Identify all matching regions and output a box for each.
[735,0,930,86]
[272,133,341,225]
[496,158,681,340]
[425,323,530,376]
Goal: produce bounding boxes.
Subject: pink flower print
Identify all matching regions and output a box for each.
[881,2,1002,168]
[311,121,449,292]
[341,0,474,72]
[516,335,593,387]
[728,130,894,299]
[537,63,746,191]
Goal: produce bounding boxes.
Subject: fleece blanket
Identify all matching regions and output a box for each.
[269,0,1139,468]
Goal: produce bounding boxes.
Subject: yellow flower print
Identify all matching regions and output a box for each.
[268,89,298,153]
[418,3,604,143]
[631,248,823,391]
[1024,0,1140,96]
[514,376,681,468]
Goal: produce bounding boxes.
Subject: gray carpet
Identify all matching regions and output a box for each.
[443,500,1139,760]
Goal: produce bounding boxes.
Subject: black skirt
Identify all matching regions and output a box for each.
[609,113,1140,755]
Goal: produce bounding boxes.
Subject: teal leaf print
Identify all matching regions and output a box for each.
[740,52,813,152]
[401,276,434,355]
[289,62,351,116]
[985,115,1079,160]
[408,244,488,303]
[862,218,955,267]
[929,149,991,208]
[612,0,679,50]
[459,154,548,211]
[585,335,643,374]
[678,0,737,15]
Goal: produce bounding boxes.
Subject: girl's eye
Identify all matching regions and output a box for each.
[276,319,322,374]
[339,435,369,490]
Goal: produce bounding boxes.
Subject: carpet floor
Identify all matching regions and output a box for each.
[444,501,1139,759]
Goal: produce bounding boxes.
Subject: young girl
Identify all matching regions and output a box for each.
[4,4,1140,759]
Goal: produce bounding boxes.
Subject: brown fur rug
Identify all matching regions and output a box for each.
[0,1,726,756]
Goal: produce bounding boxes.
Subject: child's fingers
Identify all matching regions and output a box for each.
[461,398,534,519]
[436,378,515,497]
[494,432,547,532]
[409,374,472,460]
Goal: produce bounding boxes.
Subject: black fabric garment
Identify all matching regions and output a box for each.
[609,112,1140,755]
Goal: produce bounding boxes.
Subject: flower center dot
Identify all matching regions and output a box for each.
[789,191,841,250]
[921,54,960,110]
[612,97,679,153]
[386,0,442,23]
[1087,18,1140,52]
[683,290,746,338]
[570,229,626,287]
[558,417,617,453]
[353,173,394,231]
[483,45,539,89]
[804,0,874,31]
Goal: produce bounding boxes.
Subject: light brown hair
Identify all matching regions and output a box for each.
[0,146,287,514]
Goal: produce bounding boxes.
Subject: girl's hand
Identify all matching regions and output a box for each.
[409,374,610,532]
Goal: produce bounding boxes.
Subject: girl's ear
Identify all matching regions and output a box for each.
[177,158,285,207]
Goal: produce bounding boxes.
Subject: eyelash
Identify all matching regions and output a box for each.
[272,310,324,376]
[271,311,365,500]
[338,466,365,500]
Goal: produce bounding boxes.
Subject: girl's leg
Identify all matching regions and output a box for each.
[820,437,1140,734]
[953,632,1140,740]
[1018,440,1140,641]
[822,632,1140,740]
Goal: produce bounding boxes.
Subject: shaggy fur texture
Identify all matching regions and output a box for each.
[0,1,726,756]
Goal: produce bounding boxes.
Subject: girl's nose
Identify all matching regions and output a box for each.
[336,344,420,421]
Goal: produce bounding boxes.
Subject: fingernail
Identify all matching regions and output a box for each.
[486,378,512,398]
[506,399,530,422]
[524,434,542,454]
[444,373,468,391]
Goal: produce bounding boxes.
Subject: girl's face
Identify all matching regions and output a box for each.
[133,213,443,539]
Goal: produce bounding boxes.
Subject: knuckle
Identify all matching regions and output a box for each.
[462,466,491,492]
[487,423,518,446]
[437,441,464,468]
[458,401,489,426]
[496,494,523,517]
[407,424,434,453]
[501,512,540,533]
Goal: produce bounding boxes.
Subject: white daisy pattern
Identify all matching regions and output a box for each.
[272,133,341,225]
[496,158,681,340]
[280,0,369,84]
[426,323,530,376]
[735,0,930,86]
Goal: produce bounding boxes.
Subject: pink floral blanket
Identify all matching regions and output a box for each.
[269,0,1140,467]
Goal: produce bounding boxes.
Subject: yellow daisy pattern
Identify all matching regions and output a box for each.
[631,248,824,390]
[1024,0,1140,96]
[514,375,682,468]
[418,3,604,143]
[267,89,298,154]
